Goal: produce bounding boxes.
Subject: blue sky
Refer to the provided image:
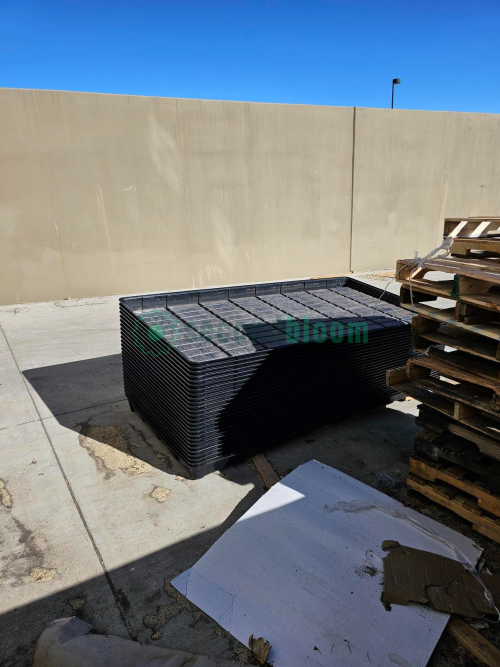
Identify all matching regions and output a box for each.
[1,0,499,112]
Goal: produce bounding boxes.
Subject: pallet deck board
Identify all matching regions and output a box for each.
[409,457,500,518]
[447,616,500,667]
[415,406,500,462]
[444,217,500,239]
[386,372,500,460]
[402,301,500,341]
[407,474,500,543]
[413,429,500,493]
[413,320,500,363]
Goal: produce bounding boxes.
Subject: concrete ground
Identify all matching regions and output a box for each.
[0,272,496,667]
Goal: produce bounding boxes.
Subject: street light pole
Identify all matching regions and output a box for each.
[392,78,401,108]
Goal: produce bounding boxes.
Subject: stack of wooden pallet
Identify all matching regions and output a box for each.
[387,217,500,543]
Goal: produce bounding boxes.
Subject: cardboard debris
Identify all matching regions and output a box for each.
[381,541,496,618]
[172,460,481,667]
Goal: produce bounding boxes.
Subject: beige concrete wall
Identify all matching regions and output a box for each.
[0,89,354,305]
[351,108,500,270]
[2,89,500,305]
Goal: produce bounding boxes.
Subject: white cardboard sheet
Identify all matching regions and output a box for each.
[172,461,481,667]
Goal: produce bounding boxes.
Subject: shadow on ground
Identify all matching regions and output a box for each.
[2,434,497,667]
[0,484,263,667]
[7,351,460,666]
[22,328,412,483]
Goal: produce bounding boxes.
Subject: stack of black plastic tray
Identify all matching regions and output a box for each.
[120,277,413,478]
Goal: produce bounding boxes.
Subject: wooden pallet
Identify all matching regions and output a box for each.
[412,316,500,362]
[397,256,500,286]
[407,351,500,411]
[451,237,500,259]
[406,355,500,414]
[415,405,500,464]
[399,282,500,325]
[399,298,500,342]
[387,368,500,459]
[396,257,500,334]
[450,238,500,259]
[414,428,500,492]
[409,456,500,517]
[407,473,500,543]
[397,268,500,315]
[420,346,500,383]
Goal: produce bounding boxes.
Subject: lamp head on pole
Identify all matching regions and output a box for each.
[393,78,401,85]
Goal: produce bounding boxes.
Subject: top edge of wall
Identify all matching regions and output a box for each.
[0,87,354,111]
[1,87,499,116]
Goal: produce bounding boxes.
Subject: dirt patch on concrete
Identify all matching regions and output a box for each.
[143,603,181,637]
[0,480,57,587]
[0,479,12,508]
[360,270,395,280]
[79,426,152,478]
[162,573,258,664]
[150,486,170,503]
[68,597,86,610]
[21,567,56,584]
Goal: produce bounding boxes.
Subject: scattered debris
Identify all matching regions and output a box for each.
[248,635,271,664]
[381,541,496,618]
[375,473,396,490]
